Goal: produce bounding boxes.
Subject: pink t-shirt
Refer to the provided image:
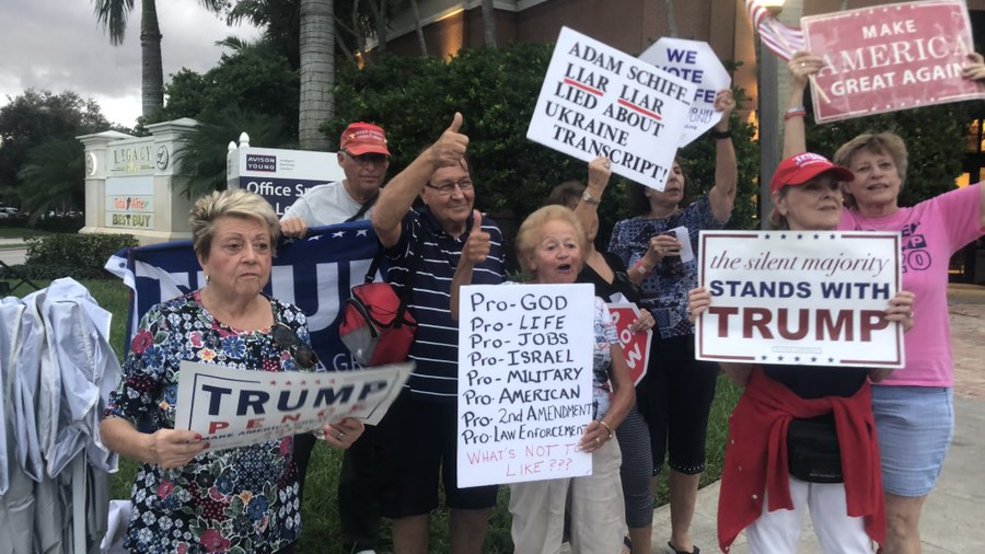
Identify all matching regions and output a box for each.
[838,184,984,387]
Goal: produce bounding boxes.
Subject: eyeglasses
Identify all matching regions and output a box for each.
[342,150,388,166]
[272,323,318,369]
[425,178,474,196]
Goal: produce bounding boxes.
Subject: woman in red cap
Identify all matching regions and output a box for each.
[689,154,915,553]
[784,51,985,553]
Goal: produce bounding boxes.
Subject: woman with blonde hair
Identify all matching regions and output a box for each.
[452,204,635,553]
[101,189,364,553]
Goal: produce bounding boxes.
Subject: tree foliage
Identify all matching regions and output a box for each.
[332,45,760,249]
[804,99,975,208]
[16,138,86,221]
[161,39,300,134]
[0,89,110,207]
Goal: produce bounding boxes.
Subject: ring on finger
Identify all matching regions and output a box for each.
[336,430,346,441]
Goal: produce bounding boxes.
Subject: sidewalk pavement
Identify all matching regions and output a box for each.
[650,283,985,553]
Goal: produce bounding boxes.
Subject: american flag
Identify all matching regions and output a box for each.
[746,0,805,61]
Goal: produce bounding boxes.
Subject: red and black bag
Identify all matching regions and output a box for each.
[339,236,421,367]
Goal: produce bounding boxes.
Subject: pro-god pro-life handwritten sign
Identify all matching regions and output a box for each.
[457,283,595,487]
[803,0,985,123]
[695,231,904,368]
[527,27,694,191]
[175,361,412,451]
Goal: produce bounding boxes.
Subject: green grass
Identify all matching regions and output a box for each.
[5,277,741,553]
[0,227,52,239]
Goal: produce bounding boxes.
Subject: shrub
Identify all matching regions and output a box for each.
[332,46,760,265]
[24,233,138,280]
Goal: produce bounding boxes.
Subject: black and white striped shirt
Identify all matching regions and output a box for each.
[385,208,506,402]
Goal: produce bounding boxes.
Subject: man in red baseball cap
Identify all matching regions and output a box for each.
[281,122,391,238]
[279,122,392,554]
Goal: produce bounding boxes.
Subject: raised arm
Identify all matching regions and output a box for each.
[372,113,468,248]
[782,51,822,159]
[708,90,738,223]
[449,210,490,321]
[960,53,985,227]
[573,157,612,243]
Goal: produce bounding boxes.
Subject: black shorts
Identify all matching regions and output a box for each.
[377,391,499,518]
[638,334,720,475]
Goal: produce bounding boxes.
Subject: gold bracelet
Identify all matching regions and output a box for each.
[599,420,613,440]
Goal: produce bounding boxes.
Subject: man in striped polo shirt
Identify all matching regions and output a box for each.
[371,113,506,554]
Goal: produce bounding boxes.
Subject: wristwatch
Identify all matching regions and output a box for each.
[581,191,600,205]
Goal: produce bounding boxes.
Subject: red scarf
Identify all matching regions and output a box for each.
[717,368,885,551]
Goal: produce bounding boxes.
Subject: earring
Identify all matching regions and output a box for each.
[204,273,210,284]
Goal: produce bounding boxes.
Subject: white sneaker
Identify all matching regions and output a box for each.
[354,550,377,554]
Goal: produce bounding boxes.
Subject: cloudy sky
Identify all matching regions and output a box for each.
[0,0,261,128]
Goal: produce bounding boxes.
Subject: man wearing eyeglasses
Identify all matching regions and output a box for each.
[371,113,505,554]
[280,122,391,238]
[279,122,391,554]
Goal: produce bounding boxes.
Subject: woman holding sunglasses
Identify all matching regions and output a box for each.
[101,189,364,554]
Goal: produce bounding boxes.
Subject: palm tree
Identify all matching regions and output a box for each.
[481,0,496,47]
[299,0,334,150]
[663,0,678,37]
[92,0,226,119]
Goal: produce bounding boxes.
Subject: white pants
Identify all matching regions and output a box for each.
[509,438,626,554]
[744,476,873,554]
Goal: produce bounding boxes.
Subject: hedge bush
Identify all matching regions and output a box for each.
[331,46,760,263]
[23,233,138,280]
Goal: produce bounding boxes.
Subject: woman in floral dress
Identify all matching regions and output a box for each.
[101,189,364,553]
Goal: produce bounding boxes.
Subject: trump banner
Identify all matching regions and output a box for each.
[456,283,595,487]
[803,0,985,123]
[105,220,379,371]
[695,230,904,368]
[174,361,413,451]
[527,26,694,191]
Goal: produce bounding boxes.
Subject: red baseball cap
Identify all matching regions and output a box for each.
[770,152,853,194]
[340,122,390,157]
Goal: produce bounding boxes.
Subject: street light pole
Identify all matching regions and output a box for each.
[758,49,781,228]
[757,1,787,229]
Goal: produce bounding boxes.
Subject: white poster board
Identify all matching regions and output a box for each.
[457,283,595,487]
[695,231,904,368]
[527,26,694,191]
[638,38,731,146]
[175,361,413,451]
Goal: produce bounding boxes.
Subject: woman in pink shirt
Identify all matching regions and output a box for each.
[784,52,985,553]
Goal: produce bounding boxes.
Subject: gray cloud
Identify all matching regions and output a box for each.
[0,0,259,126]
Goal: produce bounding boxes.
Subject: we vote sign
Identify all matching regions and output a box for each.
[803,0,985,123]
[639,38,730,146]
[457,284,595,487]
[527,27,694,191]
[695,231,904,368]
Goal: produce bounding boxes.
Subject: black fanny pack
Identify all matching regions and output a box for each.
[786,416,843,483]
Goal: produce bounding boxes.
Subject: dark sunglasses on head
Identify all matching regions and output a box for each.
[272,323,318,369]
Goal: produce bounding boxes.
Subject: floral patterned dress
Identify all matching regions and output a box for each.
[104,291,316,554]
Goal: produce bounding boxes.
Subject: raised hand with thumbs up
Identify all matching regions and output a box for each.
[459,210,490,267]
[372,112,472,248]
[427,112,469,169]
